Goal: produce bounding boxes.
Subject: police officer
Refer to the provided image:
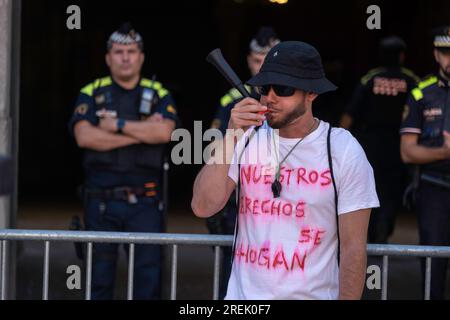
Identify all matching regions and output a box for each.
[208,26,280,299]
[69,23,178,300]
[400,25,450,300]
[340,36,419,244]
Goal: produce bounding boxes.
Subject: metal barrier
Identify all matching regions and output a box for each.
[0,229,449,300]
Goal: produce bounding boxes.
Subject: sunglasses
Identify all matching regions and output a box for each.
[255,84,297,97]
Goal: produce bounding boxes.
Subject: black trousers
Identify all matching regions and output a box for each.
[84,197,162,300]
[359,131,406,244]
[417,181,450,300]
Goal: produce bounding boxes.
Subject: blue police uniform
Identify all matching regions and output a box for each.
[345,67,419,243]
[400,73,450,299]
[69,76,178,299]
[209,85,257,299]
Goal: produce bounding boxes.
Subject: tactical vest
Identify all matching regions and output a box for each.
[412,74,450,176]
[83,77,166,176]
[412,75,449,148]
[359,67,419,131]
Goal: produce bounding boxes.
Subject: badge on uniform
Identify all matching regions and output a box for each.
[166,105,176,115]
[74,103,89,115]
[96,109,117,118]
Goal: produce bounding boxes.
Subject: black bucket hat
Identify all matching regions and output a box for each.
[247,41,337,94]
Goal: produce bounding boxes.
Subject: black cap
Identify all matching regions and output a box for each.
[249,27,280,54]
[247,41,337,94]
[433,25,450,49]
[107,22,143,51]
[378,36,406,67]
[379,36,406,52]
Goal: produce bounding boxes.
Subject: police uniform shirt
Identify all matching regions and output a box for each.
[345,67,419,131]
[400,73,450,176]
[68,76,179,187]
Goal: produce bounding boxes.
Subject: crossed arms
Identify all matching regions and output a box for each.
[74,113,175,152]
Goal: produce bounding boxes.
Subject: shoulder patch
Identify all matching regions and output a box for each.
[220,94,233,107]
[80,76,112,96]
[228,88,243,100]
[74,103,89,115]
[411,88,423,101]
[166,104,176,115]
[418,76,438,90]
[220,86,249,107]
[140,78,154,88]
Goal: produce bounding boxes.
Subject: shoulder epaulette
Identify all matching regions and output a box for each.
[140,78,169,99]
[418,75,438,90]
[411,75,439,101]
[80,76,112,96]
[361,67,386,85]
[220,85,252,107]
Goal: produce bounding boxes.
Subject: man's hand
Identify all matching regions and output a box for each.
[444,130,450,150]
[228,97,267,132]
[99,116,118,133]
[401,133,450,164]
[74,120,139,152]
[99,112,165,134]
[145,112,164,123]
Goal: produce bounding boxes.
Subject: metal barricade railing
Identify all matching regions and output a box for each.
[364,243,450,300]
[0,229,449,300]
[0,230,232,300]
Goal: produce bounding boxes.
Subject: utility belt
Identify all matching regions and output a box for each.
[83,182,158,204]
[403,168,450,209]
[420,173,450,189]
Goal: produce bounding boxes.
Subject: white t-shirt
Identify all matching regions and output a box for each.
[225,120,379,300]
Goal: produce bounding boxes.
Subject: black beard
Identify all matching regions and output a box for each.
[267,100,307,129]
[440,67,450,80]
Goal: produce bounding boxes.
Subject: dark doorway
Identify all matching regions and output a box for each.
[18,0,450,206]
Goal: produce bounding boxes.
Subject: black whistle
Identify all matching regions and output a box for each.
[271,180,282,198]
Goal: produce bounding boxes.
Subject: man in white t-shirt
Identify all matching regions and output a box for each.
[192,41,379,300]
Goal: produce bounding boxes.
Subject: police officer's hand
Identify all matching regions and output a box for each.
[99,116,118,133]
[443,131,450,157]
[228,97,267,132]
[145,112,164,123]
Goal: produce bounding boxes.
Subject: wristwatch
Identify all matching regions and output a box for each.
[116,118,126,134]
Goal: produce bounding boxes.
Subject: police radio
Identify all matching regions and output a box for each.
[139,75,159,116]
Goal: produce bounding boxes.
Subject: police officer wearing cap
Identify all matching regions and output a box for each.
[69,23,178,300]
[400,25,450,300]
[340,36,419,244]
[208,26,280,299]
